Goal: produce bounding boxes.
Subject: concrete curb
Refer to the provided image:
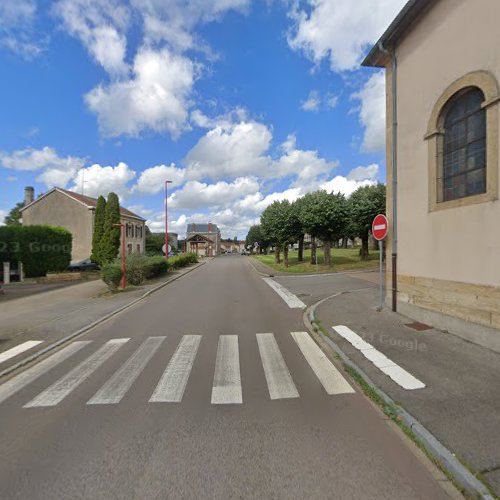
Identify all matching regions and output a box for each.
[0,261,206,381]
[303,294,495,500]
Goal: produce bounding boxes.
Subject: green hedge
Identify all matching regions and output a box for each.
[0,225,72,277]
[100,253,198,289]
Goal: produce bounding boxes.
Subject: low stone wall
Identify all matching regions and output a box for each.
[36,272,100,283]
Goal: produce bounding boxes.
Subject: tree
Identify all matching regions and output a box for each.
[91,196,106,264]
[260,200,301,267]
[145,227,165,255]
[100,192,121,263]
[348,183,386,260]
[4,201,25,226]
[292,198,306,262]
[298,191,349,267]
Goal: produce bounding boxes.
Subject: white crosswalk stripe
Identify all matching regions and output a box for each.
[24,339,129,408]
[257,333,299,400]
[0,331,357,409]
[0,341,91,404]
[0,341,44,365]
[150,335,201,403]
[88,337,165,405]
[291,332,355,395]
[211,335,242,404]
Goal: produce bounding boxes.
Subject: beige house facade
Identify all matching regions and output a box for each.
[21,187,146,262]
[364,0,500,351]
[185,223,221,257]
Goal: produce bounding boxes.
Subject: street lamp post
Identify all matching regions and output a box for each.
[113,223,125,289]
[165,180,173,261]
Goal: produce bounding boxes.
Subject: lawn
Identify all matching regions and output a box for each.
[253,248,380,274]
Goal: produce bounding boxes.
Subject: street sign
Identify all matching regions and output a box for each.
[372,214,388,241]
[162,244,172,255]
[372,214,388,311]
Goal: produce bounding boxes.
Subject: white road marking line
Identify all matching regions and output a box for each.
[256,333,299,400]
[0,341,91,405]
[262,278,306,309]
[149,335,201,403]
[211,335,242,404]
[332,326,425,390]
[0,341,44,365]
[291,332,355,395]
[24,339,129,408]
[88,337,165,405]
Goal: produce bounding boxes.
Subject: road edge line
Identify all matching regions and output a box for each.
[303,294,496,500]
[0,261,206,381]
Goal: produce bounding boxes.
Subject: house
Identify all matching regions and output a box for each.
[363,0,500,350]
[220,240,246,253]
[185,223,221,257]
[20,187,146,262]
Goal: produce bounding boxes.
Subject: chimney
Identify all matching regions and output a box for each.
[24,186,34,205]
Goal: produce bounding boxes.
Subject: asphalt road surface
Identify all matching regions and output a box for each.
[0,256,458,499]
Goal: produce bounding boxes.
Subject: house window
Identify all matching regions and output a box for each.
[440,88,486,202]
[127,243,132,254]
[136,244,141,253]
[135,225,142,239]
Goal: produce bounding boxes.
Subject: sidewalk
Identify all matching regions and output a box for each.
[314,283,500,496]
[0,263,203,375]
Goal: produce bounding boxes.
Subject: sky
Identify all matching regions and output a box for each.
[0,0,407,238]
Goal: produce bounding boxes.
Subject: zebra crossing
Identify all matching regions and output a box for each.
[0,332,355,409]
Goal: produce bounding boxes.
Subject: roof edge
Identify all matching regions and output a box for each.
[362,0,435,68]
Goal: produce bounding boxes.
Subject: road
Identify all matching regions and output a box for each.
[0,256,457,499]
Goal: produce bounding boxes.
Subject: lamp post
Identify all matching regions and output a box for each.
[113,223,125,289]
[165,180,172,261]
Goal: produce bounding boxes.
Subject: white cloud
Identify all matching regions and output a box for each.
[274,134,338,188]
[301,90,320,111]
[0,146,86,188]
[134,163,186,194]
[85,47,196,138]
[70,162,136,199]
[351,72,386,152]
[0,0,45,59]
[287,0,406,72]
[347,163,379,181]
[320,176,376,197]
[185,120,272,180]
[7,175,18,182]
[326,94,339,109]
[0,209,7,226]
[168,177,259,210]
[132,0,250,51]
[54,0,130,75]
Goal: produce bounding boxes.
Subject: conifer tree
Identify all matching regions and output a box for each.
[101,192,121,263]
[90,196,106,264]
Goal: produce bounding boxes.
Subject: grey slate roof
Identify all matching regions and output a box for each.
[362,0,435,67]
[186,223,219,234]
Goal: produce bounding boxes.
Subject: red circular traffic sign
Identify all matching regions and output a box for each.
[372,214,388,241]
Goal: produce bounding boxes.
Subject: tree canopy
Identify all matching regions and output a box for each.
[100,192,121,263]
[3,201,25,226]
[91,195,107,264]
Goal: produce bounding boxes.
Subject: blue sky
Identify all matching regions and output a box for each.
[0,0,407,238]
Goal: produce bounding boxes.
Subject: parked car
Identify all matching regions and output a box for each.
[68,258,100,272]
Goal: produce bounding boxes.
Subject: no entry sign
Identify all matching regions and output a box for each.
[372,214,388,241]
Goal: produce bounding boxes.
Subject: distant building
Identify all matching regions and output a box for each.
[20,187,146,262]
[185,223,221,257]
[220,240,245,253]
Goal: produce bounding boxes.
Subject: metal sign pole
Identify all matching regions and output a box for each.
[379,240,383,311]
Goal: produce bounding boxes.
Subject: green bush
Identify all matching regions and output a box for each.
[0,225,72,277]
[144,255,169,279]
[99,253,197,289]
[125,253,149,286]
[101,261,123,289]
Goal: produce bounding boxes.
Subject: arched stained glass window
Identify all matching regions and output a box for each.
[440,87,486,202]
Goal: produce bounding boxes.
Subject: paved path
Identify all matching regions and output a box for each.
[270,270,500,496]
[0,257,457,499]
